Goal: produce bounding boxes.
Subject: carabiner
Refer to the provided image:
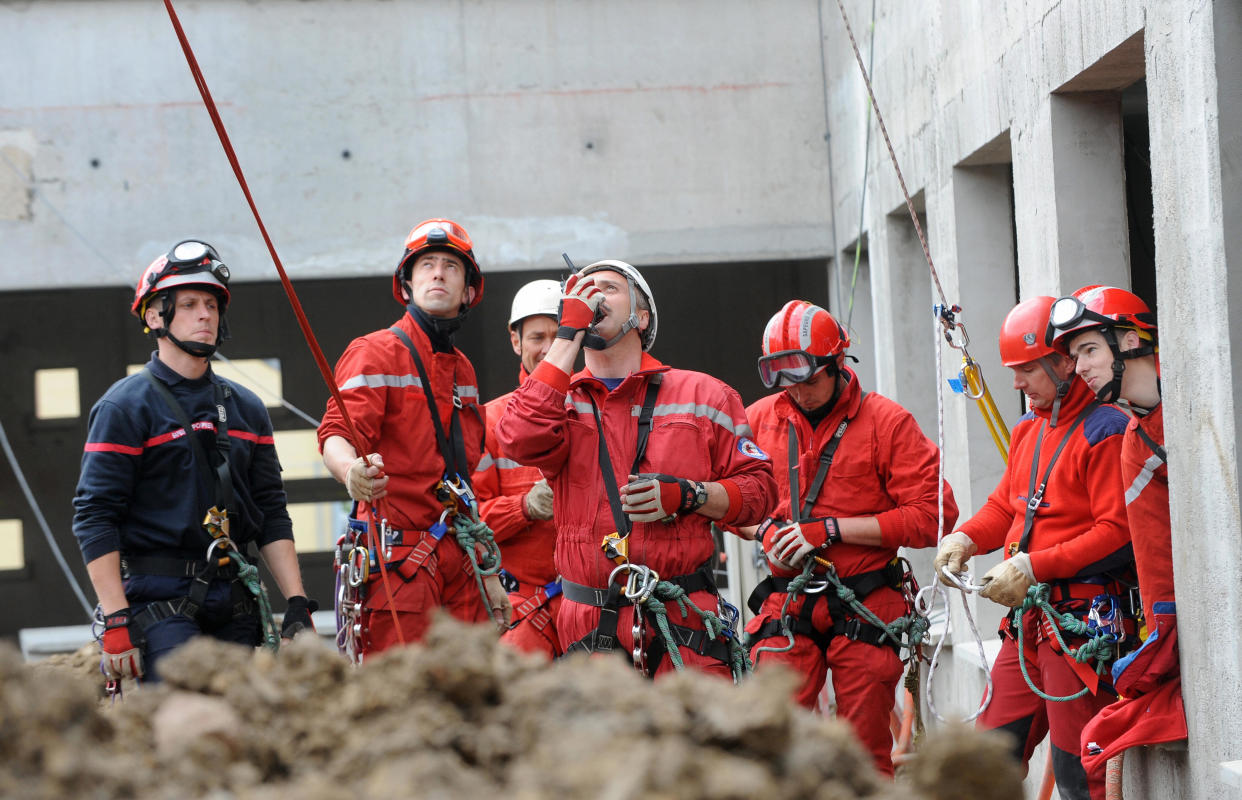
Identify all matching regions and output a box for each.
[205,536,235,564]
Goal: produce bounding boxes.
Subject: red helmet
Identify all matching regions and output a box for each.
[1045,285,1156,352]
[757,300,850,388]
[998,296,1056,366]
[131,239,231,319]
[392,218,484,307]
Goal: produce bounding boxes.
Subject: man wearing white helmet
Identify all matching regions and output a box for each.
[472,279,565,657]
[496,261,776,678]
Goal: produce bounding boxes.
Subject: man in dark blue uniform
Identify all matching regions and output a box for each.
[72,240,315,683]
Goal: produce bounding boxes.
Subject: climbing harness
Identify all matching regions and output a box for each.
[562,374,746,680]
[389,326,503,622]
[747,400,929,669]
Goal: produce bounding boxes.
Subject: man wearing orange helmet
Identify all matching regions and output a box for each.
[743,299,957,775]
[934,295,1136,800]
[318,219,511,655]
[1046,286,1186,781]
[495,260,776,679]
[472,279,565,657]
[73,240,313,684]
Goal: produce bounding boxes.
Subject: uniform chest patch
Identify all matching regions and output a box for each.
[737,437,770,461]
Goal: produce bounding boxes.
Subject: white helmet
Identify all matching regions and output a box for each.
[579,259,658,351]
[508,279,562,329]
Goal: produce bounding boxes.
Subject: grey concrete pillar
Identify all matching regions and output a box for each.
[1142,1,1242,798]
[869,207,938,433]
[1012,92,1131,294]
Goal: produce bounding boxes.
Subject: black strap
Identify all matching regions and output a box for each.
[1133,422,1168,464]
[141,368,235,529]
[1018,402,1098,553]
[389,326,469,480]
[746,559,900,616]
[788,391,866,521]
[587,373,663,539]
[560,561,717,607]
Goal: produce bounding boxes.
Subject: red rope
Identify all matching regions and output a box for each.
[162,0,404,647]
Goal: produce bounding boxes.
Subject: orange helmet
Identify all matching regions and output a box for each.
[1045,285,1156,352]
[757,300,850,388]
[998,296,1056,366]
[392,218,484,307]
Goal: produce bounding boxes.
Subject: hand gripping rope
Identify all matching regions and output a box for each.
[830,0,1010,725]
[162,0,406,657]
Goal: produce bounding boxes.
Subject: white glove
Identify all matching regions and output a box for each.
[523,478,554,521]
[482,574,514,629]
[933,531,979,587]
[345,454,388,503]
[980,552,1036,608]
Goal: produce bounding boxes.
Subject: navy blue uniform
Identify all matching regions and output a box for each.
[73,354,293,676]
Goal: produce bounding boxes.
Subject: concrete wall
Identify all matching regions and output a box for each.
[3,1,1239,798]
[0,0,837,288]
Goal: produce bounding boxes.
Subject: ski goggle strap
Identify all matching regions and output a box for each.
[757,349,837,388]
[403,220,474,255]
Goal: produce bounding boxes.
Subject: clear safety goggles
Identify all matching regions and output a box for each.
[153,239,230,286]
[757,349,835,388]
[404,220,474,255]
[1044,296,1114,346]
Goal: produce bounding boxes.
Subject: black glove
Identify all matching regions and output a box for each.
[281,595,319,639]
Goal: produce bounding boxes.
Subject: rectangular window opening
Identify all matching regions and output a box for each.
[34,367,80,419]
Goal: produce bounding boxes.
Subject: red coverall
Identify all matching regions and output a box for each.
[472,368,563,658]
[318,312,489,653]
[495,353,776,678]
[1078,402,1186,781]
[744,368,957,775]
[958,378,1132,800]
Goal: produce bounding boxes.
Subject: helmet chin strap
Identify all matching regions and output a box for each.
[152,294,227,360]
[582,280,640,351]
[1094,326,1155,405]
[1036,356,1071,426]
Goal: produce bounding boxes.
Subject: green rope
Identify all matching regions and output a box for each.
[453,513,504,622]
[640,579,752,682]
[822,567,929,654]
[1013,582,1118,702]
[750,560,819,661]
[229,550,280,653]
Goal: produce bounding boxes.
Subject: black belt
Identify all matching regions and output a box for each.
[746,559,901,616]
[561,564,716,607]
[121,555,240,581]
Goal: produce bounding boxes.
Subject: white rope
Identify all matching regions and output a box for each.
[212,353,321,427]
[920,323,992,723]
[0,417,94,618]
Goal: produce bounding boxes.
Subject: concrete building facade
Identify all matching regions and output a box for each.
[2,1,1238,797]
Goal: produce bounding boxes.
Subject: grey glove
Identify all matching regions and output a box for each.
[523,478,554,520]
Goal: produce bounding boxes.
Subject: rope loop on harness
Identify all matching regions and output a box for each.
[640,577,751,682]
[226,548,281,653]
[1013,582,1119,702]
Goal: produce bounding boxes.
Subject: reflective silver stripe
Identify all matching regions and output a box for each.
[476,452,495,471]
[1124,453,1165,505]
[496,457,524,470]
[456,385,479,399]
[339,373,421,391]
[643,402,751,437]
[571,401,595,415]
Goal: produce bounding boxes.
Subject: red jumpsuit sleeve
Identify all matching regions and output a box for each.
[872,408,959,549]
[1028,431,1130,580]
[494,360,572,476]
[955,479,1017,554]
[710,382,777,527]
[317,337,385,455]
[472,400,534,545]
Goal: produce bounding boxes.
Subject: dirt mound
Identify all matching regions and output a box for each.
[7,618,1021,800]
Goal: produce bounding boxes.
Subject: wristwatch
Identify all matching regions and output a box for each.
[690,480,709,511]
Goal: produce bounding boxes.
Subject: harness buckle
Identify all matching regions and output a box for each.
[1026,485,1046,512]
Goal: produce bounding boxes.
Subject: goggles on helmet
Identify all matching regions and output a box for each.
[404,220,474,255]
[151,240,231,288]
[1048,296,1112,331]
[757,349,837,389]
